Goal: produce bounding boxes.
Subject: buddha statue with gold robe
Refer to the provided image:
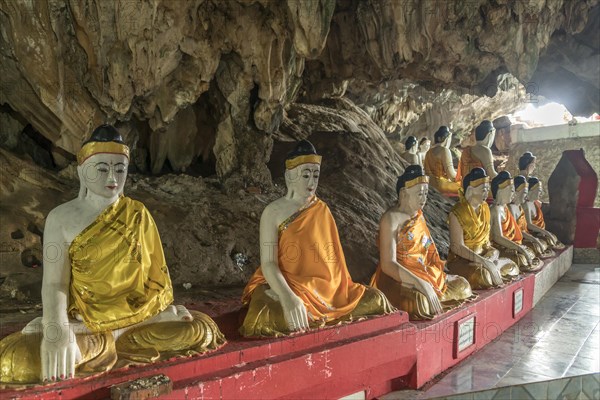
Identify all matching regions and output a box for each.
[523,177,565,251]
[0,125,225,384]
[518,152,536,178]
[424,126,460,195]
[447,168,520,289]
[370,165,474,320]
[456,121,498,183]
[401,136,421,166]
[240,140,394,337]
[490,172,543,272]
[509,176,555,258]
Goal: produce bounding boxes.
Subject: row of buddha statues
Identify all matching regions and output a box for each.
[402,121,539,197]
[0,125,563,385]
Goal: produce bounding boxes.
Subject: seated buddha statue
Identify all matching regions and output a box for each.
[424,126,460,195]
[509,176,555,258]
[240,140,394,337]
[518,152,536,178]
[523,177,565,250]
[370,165,474,320]
[0,125,225,384]
[400,136,421,166]
[417,137,431,166]
[446,167,520,289]
[456,120,498,183]
[490,171,543,272]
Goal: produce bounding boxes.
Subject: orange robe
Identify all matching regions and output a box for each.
[456,147,483,183]
[501,206,523,244]
[372,210,446,295]
[532,200,545,229]
[242,199,365,322]
[516,205,530,233]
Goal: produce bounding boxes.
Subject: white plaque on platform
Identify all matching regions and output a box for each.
[513,288,524,318]
[453,314,476,358]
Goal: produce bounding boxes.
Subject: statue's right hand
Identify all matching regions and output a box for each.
[280,292,310,332]
[415,281,443,316]
[483,259,504,286]
[41,323,81,382]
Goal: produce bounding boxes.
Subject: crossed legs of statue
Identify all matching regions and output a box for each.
[0,307,225,384]
[240,285,395,338]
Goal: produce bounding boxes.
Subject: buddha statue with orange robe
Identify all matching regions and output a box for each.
[240,140,394,337]
[0,125,225,384]
[490,172,543,272]
[523,177,565,250]
[447,168,520,289]
[456,121,498,183]
[424,126,460,195]
[509,176,555,258]
[370,165,473,320]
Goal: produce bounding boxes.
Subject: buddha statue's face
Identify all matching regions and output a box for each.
[526,160,536,175]
[400,183,429,211]
[466,182,490,206]
[419,140,431,153]
[443,133,453,148]
[285,163,320,199]
[79,153,128,198]
[514,187,528,204]
[529,183,542,200]
[496,183,515,205]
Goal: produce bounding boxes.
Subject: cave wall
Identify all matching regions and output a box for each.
[1,0,597,185]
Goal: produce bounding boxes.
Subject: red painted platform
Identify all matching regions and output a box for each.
[0,247,572,400]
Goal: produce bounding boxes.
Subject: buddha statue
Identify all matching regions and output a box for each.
[447,167,520,289]
[417,137,431,166]
[240,140,394,337]
[509,176,555,258]
[456,120,498,183]
[401,136,421,166]
[522,177,565,251]
[490,172,543,272]
[370,165,474,320]
[518,152,536,178]
[424,126,460,194]
[0,125,225,384]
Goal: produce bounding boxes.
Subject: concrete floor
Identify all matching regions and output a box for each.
[382,263,600,399]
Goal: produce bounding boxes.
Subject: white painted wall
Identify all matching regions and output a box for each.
[512,120,600,144]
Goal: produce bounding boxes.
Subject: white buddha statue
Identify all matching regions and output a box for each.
[490,171,543,272]
[0,125,225,384]
[456,120,498,183]
[400,136,420,166]
[240,140,394,337]
[509,175,555,258]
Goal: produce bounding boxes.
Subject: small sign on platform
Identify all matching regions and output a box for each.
[513,288,524,318]
[453,313,476,359]
[110,374,172,400]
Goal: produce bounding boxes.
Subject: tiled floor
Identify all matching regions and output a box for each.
[382,264,600,399]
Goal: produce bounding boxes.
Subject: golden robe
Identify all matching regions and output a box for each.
[69,196,173,332]
[240,198,394,337]
[494,206,541,272]
[447,198,520,289]
[456,147,483,183]
[371,210,473,320]
[0,196,226,384]
[424,152,460,194]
